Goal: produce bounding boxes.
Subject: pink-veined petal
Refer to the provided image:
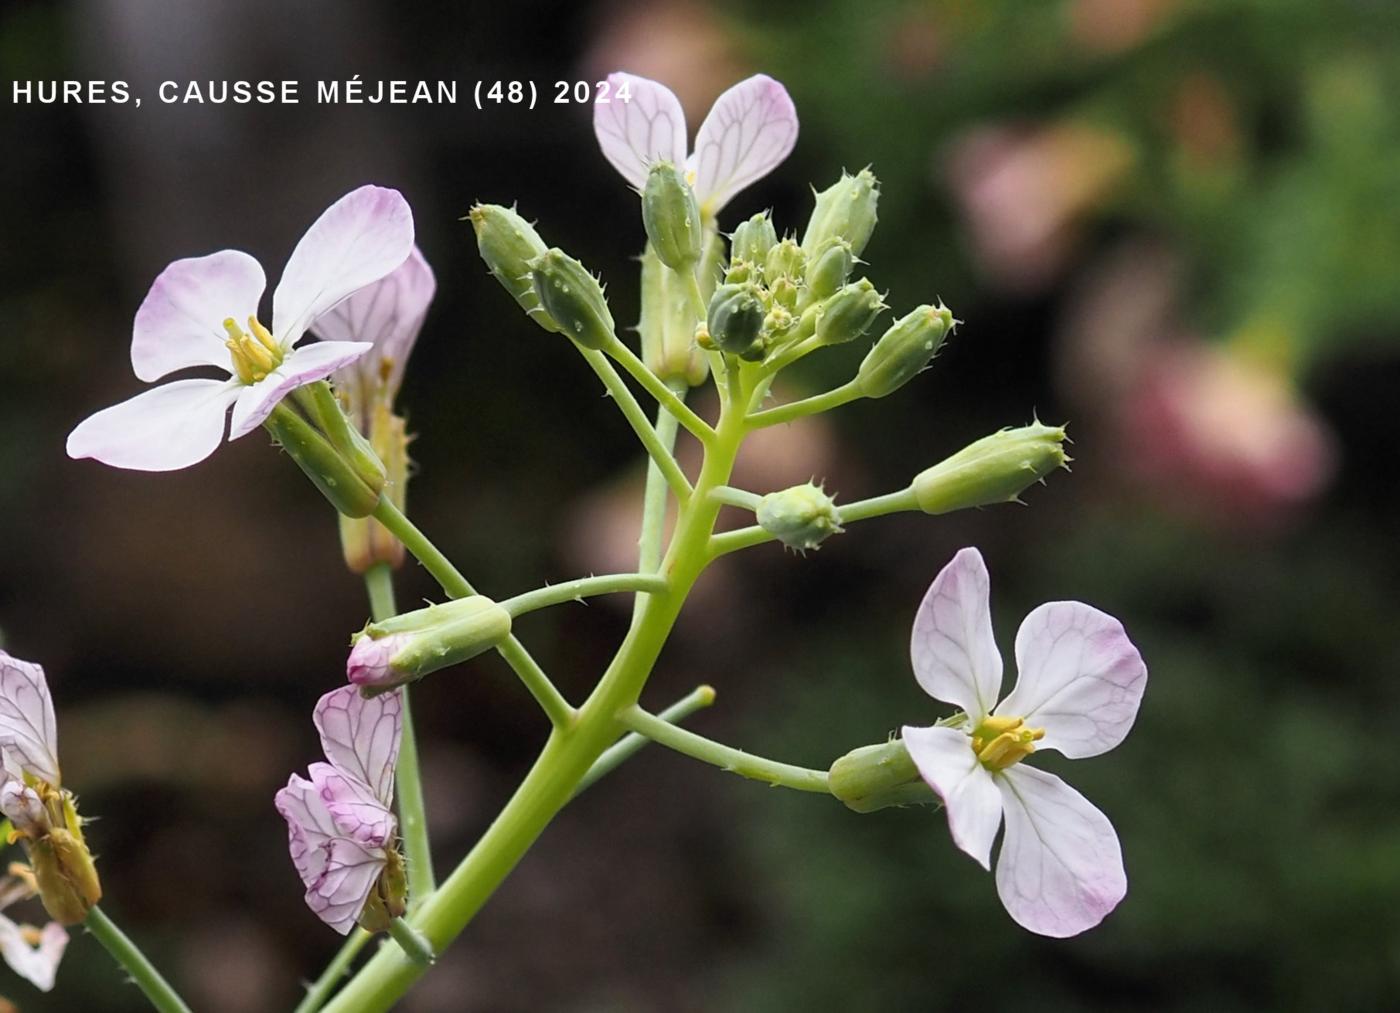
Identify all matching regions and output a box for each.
[271,185,414,347]
[312,685,401,807]
[130,251,263,382]
[593,72,687,189]
[312,762,396,850]
[902,724,1001,870]
[994,764,1126,937]
[0,913,68,992]
[274,773,338,891]
[314,247,436,407]
[66,378,240,472]
[690,74,798,214]
[910,547,1004,722]
[997,601,1147,758]
[0,652,60,786]
[0,779,48,836]
[307,837,385,935]
[225,341,371,439]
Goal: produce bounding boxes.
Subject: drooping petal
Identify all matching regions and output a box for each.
[0,913,68,992]
[66,378,240,472]
[313,247,436,406]
[312,685,401,807]
[312,762,396,850]
[592,72,688,189]
[0,779,49,836]
[690,74,798,214]
[225,341,371,439]
[271,185,415,347]
[902,724,1001,870]
[306,837,385,936]
[994,764,1127,937]
[910,547,1004,722]
[0,652,60,786]
[997,601,1147,758]
[130,251,263,382]
[274,773,339,891]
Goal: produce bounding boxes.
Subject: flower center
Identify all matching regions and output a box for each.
[223,316,284,383]
[971,715,1045,771]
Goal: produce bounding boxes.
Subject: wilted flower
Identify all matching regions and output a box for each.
[275,686,407,935]
[0,871,68,992]
[593,72,797,217]
[66,185,415,471]
[901,548,1147,937]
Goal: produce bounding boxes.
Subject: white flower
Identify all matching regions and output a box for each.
[66,185,415,471]
[593,72,798,217]
[902,548,1147,937]
[0,874,67,993]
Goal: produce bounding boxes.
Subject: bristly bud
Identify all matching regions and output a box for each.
[30,829,102,925]
[642,162,703,272]
[339,407,409,573]
[757,482,843,551]
[348,596,513,692]
[731,212,779,266]
[530,248,615,350]
[801,168,880,259]
[357,850,408,932]
[855,303,956,399]
[912,422,1070,514]
[763,238,807,288]
[469,204,559,333]
[828,739,937,813]
[815,278,886,347]
[804,239,855,306]
[707,282,767,360]
[266,403,384,518]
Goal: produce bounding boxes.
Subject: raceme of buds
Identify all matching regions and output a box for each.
[828,739,937,813]
[530,248,615,350]
[756,482,843,551]
[348,596,513,692]
[642,162,702,272]
[731,212,778,266]
[706,283,766,360]
[912,422,1070,515]
[801,168,880,259]
[470,203,560,333]
[814,279,886,347]
[855,303,956,399]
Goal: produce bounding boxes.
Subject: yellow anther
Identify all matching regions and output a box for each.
[971,715,1045,771]
[248,315,280,354]
[222,316,282,383]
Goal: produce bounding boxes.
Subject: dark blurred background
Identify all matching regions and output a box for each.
[3,0,1400,1010]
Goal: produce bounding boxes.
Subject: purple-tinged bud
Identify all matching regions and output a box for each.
[348,596,513,693]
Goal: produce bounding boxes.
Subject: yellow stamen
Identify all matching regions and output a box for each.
[222,316,283,383]
[971,715,1045,771]
[247,315,280,354]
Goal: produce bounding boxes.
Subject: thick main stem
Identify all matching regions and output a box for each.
[84,906,192,1013]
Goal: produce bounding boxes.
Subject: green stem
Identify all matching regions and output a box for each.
[364,563,436,904]
[84,906,192,1013]
[293,931,371,1013]
[601,335,716,444]
[746,379,863,428]
[574,685,716,795]
[634,382,685,622]
[578,347,693,499]
[371,497,575,728]
[619,705,831,793]
[709,485,763,512]
[708,486,920,558]
[501,573,670,618]
[385,918,435,966]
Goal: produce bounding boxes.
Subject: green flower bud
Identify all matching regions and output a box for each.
[642,162,702,272]
[468,204,559,333]
[804,239,854,306]
[912,422,1070,515]
[530,248,615,350]
[639,243,709,388]
[707,282,766,360]
[770,276,800,312]
[828,739,937,814]
[731,212,778,266]
[266,403,383,518]
[358,849,408,933]
[763,238,806,288]
[801,168,880,259]
[30,827,102,925]
[757,482,843,551]
[815,278,886,346]
[855,303,955,399]
[339,406,409,574]
[724,259,757,285]
[349,595,514,692]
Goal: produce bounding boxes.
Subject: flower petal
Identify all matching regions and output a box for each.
[0,913,68,992]
[307,837,385,935]
[593,72,688,189]
[910,547,1004,721]
[66,378,240,471]
[902,724,1001,870]
[997,601,1147,758]
[313,762,396,850]
[274,773,338,891]
[994,764,1127,937]
[690,74,798,214]
[130,251,263,382]
[0,779,48,836]
[313,685,401,808]
[225,341,371,439]
[271,185,415,347]
[313,247,436,408]
[0,652,60,786]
